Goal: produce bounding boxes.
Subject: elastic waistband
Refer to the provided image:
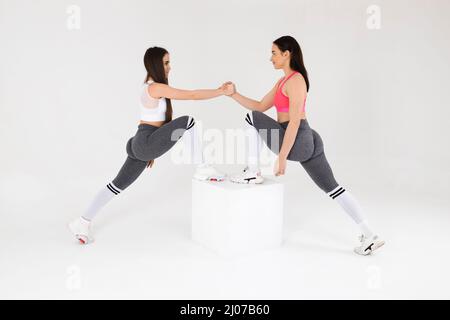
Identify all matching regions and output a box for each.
[280,118,310,129]
[138,123,160,130]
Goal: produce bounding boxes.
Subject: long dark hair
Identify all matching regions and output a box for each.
[143,46,173,122]
[273,36,310,92]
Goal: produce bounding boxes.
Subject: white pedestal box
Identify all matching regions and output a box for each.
[191,178,284,256]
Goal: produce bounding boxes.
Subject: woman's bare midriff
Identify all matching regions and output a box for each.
[277,112,306,123]
[139,120,165,127]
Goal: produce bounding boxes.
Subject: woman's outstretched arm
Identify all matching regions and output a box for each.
[228,79,282,112]
[148,83,233,100]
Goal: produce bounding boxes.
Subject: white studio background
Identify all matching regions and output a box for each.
[1,0,450,299]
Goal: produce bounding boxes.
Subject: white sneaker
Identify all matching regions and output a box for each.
[68,217,93,245]
[193,164,226,182]
[229,166,264,184]
[354,234,385,255]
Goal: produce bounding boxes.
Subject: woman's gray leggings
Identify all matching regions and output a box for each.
[111,115,194,190]
[110,111,339,194]
[248,110,339,193]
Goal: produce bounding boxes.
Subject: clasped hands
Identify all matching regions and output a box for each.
[218,81,236,96]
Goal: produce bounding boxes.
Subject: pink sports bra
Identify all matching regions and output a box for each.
[274,71,307,113]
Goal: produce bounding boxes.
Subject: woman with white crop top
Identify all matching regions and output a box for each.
[68,46,233,244]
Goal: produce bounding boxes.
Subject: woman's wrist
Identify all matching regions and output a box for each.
[279,151,288,159]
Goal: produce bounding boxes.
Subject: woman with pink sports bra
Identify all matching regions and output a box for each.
[224,35,385,256]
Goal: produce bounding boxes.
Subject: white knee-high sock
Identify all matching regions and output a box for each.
[184,117,206,167]
[245,113,260,172]
[327,185,374,238]
[82,182,122,221]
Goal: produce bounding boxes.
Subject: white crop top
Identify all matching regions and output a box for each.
[140,81,167,122]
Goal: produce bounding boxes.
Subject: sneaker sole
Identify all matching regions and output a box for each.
[356,240,385,255]
[230,177,264,184]
[193,175,226,182]
[371,240,385,252]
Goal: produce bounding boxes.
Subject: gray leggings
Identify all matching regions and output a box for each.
[110,112,339,193]
[111,115,194,190]
[248,110,339,193]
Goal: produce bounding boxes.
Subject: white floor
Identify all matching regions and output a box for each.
[1,168,449,300]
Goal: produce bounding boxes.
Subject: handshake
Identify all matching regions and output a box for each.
[218,81,237,96]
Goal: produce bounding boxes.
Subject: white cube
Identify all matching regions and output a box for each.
[191,178,284,256]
